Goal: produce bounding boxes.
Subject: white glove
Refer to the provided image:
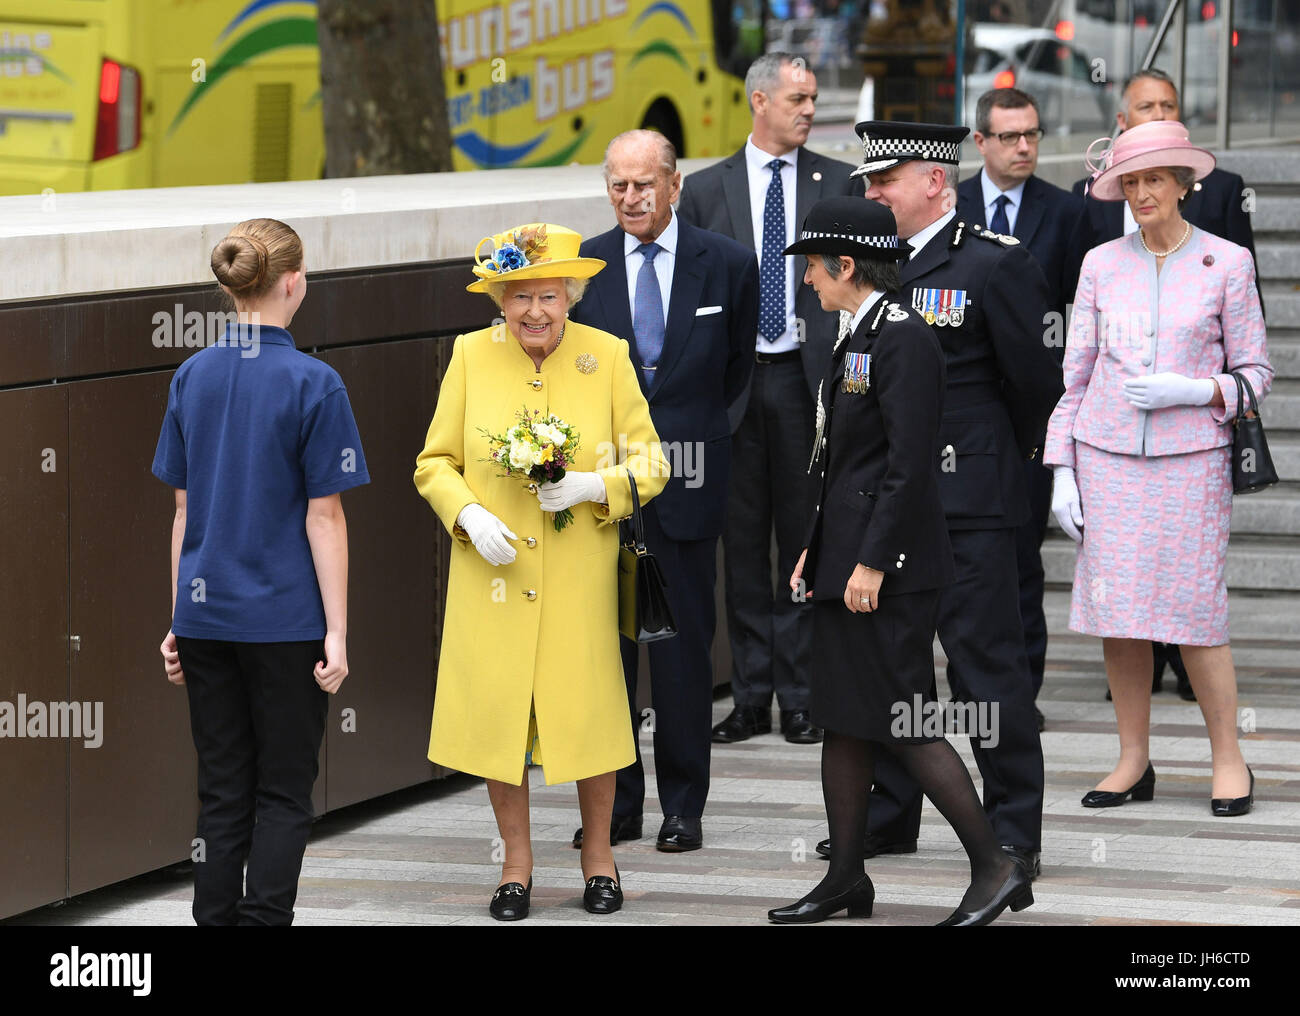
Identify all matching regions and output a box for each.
[457,503,517,566]
[537,471,607,512]
[1122,372,1216,410]
[1051,466,1084,544]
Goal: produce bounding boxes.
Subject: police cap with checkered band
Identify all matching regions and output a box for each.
[783,196,911,261]
[850,121,970,179]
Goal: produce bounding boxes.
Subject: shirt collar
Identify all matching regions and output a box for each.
[849,289,886,334]
[745,134,798,174]
[980,168,1026,211]
[221,322,295,347]
[623,208,678,257]
[906,208,957,259]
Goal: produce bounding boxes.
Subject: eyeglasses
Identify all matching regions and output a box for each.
[992,128,1046,146]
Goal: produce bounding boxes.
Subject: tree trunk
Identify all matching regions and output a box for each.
[317,0,453,177]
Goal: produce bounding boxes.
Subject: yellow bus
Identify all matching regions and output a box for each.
[0,0,755,196]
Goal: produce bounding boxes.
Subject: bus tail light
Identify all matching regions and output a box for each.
[93,59,142,161]
[993,69,1016,89]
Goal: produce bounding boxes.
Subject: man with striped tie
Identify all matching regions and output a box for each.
[677,52,860,748]
[569,130,758,852]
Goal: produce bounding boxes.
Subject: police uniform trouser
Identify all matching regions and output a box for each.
[178,637,329,926]
[867,528,1045,851]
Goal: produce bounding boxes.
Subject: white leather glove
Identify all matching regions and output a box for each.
[457,503,517,566]
[1051,466,1084,545]
[1122,372,1216,410]
[537,471,607,512]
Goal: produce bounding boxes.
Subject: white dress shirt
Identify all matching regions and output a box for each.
[745,135,800,353]
[1122,201,1139,235]
[623,208,678,326]
[979,168,1026,236]
[906,208,957,260]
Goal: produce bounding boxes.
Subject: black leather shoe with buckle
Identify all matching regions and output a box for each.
[583,867,623,914]
[489,878,532,921]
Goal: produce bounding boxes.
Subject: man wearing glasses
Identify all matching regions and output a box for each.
[957,87,1082,732]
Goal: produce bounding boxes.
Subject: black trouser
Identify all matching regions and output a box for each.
[1016,458,1053,697]
[616,505,718,819]
[722,359,815,712]
[177,637,328,926]
[867,528,1045,851]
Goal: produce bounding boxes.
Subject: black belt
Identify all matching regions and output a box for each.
[755,350,801,365]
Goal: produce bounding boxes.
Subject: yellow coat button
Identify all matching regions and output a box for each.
[524,589,537,600]
[527,482,538,493]
[526,537,537,548]
[530,379,543,390]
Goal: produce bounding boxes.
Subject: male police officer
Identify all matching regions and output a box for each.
[816,122,1062,880]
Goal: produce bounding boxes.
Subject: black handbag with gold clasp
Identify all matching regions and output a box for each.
[617,468,677,642]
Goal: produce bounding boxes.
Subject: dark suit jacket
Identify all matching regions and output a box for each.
[899,218,1063,531]
[956,172,1083,338]
[1065,167,1259,310]
[569,216,758,543]
[675,144,861,412]
[803,296,954,598]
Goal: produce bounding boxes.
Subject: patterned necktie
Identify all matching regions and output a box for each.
[759,158,787,343]
[632,242,664,379]
[990,193,1012,236]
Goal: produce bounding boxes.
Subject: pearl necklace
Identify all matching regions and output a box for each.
[1139,221,1191,258]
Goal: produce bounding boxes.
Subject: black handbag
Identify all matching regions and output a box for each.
[1231,373,1278,495]
[617,468,677,643]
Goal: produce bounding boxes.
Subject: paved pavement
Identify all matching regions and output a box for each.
[10,590,1299,926]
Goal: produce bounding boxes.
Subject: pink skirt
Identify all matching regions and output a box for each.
[1071,441,1232,645]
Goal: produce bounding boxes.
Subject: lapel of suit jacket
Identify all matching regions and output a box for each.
[957,175,987,228]
[588,229,644,380]
[791,147,824,295]
[1014,175,1046,246]
[1183,181,1208,229]
[900,218,954,288]
[721,149,755,249]
[1101,196,1123,241]
[652,219,707,394]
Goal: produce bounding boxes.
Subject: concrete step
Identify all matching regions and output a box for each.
[1256,241,1300,283]
[1266,334,1300,381]
[1225,489,1300,536]
[1040,587,1300,642]
[1254,195,1300,233]
[1262,381,1300,430]
[1269,433,1300,478]
[1260,284,1300,328]
[1215,146,1300,188]
[1043,534,1300,593]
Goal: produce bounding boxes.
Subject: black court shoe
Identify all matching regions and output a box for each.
[936,867,1033,927]
[1211,767,1254,817]
[767,875,875,924]
[1081,762,1155,808]
[583,865,623,914]
[489,878,532,921]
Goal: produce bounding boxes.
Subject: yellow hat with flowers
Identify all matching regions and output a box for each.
[467,223,606,293]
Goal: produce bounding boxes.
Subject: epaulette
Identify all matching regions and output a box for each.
[950,220,966,248]
[968,222,1021,247]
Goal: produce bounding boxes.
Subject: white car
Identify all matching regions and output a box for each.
[961,24,1112,135]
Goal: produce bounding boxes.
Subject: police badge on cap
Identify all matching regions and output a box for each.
[783,197,911,261]
[850,121,970,179]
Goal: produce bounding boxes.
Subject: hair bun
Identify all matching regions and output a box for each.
[211,234,270,293]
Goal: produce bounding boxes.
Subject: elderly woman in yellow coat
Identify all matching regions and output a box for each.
[414,223,668,920]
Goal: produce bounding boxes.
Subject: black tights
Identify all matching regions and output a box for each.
[810,730,1012,912]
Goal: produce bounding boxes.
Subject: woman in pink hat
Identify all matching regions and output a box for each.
[1044,120,1272,816]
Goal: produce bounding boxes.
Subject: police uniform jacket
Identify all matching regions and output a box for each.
[802,294,954,600]
[901,218,1064,530]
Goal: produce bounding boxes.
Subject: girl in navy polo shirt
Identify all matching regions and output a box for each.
[153,218,369,926]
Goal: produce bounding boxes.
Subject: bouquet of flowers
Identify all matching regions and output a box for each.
[480,407,582,531]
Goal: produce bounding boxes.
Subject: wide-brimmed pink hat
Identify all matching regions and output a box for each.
[1085,120,1216,201]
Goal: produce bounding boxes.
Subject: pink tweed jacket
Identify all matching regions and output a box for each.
[1045,227,1272,469]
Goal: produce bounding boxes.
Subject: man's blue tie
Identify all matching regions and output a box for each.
[759,158,787,343]
[633,242,664,381]
[990,193,1012,236]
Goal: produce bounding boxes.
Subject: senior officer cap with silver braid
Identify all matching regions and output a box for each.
[783,196,911,261]
[850,121,970,179]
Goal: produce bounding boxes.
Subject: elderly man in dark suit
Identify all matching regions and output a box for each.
[958,87,1083,730]
[569,129,758,853]
[815,121,1063,881]
[1065,66,1260,702]
[676,51,860,748]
